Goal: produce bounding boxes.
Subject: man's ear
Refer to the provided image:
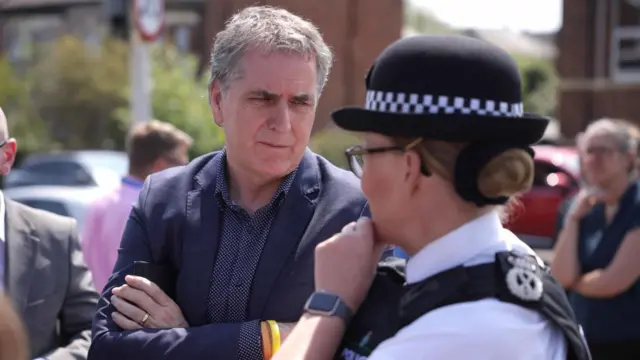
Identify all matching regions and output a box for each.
[209,82,224,127]
[1,139,17,175]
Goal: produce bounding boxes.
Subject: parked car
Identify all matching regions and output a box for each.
[4,185,110,235]
[505,145,581,248]
[5,150,128,189]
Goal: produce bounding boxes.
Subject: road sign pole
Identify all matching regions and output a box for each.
[129,0,165,127]
[130,28,153,126]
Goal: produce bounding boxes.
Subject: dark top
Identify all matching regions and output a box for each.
[88,149,370,360]
[336,258,406,359]
[208,150,297,359]
[567,181,640,342]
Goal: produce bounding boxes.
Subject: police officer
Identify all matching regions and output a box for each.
[272,35,591,360]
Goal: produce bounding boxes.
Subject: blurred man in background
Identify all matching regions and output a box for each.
[0,107,98,359]
[82,120,192,292]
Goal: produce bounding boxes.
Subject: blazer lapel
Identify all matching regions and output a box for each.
[4,200,38,317]
[177,154,222,325]
[248,149,320,317]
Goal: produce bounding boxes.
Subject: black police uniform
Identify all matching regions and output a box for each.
[336,252,591,360]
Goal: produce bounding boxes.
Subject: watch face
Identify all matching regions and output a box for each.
[310,292,338,312]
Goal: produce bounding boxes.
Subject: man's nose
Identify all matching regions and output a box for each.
[267,100,292,132]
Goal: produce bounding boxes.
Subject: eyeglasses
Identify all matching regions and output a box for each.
[344,138,423,178]
[582,146,618,157]
[0,139,8,148]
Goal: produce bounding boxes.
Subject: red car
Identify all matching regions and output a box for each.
[505,145,581,248]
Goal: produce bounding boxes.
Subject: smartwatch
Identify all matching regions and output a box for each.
[303,291,353,324]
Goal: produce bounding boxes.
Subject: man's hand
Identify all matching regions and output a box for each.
[110,275,189,330]
[314,217,385,311]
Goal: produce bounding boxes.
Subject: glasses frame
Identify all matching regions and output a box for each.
[344,138,423,178]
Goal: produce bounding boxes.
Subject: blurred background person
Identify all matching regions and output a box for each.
[552,118,640,360]
[556,120,640,240]
[0,295,28,360]
[81,120,192,292]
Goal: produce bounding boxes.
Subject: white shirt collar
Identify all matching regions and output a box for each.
[406,211,504,284]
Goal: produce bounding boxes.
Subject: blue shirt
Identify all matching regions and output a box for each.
[568,181,640,343]
[207,150,297,360]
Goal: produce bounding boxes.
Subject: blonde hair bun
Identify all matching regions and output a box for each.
[477,148,534,198]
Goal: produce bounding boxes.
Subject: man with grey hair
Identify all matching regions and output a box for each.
[89,6,369,360]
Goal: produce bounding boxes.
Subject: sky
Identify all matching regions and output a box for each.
[411,0,562,33]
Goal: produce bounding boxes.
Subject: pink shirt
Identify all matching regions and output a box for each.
[82,178,143,292]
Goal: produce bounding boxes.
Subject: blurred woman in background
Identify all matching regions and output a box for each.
[552,118,640,360]
[0,295,28,360]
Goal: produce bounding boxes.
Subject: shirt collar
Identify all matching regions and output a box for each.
[214,148,298,210]
[121,176,145,189]
[406,211,504,284]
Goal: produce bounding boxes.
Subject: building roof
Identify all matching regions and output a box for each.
[0,0,99,11]
[463,29,557,59]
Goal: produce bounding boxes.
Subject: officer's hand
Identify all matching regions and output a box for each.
[314,217,385,311]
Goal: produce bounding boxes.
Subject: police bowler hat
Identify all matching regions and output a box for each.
[332,35,550,144]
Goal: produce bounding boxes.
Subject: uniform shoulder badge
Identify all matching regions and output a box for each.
[504,252,544,301]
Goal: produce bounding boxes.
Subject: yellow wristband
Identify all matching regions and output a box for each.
[266,320,281,354]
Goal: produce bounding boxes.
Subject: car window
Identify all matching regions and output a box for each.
[17,199,70,217]
[81,153,128,176]
[21,161,94,186]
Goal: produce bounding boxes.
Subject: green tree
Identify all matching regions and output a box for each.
[149,45,225,157]
[0,56,51,155]
[404,4,457,34]
[16,35,224,156]
[513,55,558,117]
[27,36,130,150]
[309,128,360,169]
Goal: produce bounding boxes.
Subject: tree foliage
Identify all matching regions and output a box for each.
[514,55,558,117]
[0,35,224,157]
[309,129,359,169]
[149,46,224,157]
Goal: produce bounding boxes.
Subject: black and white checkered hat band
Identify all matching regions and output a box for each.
[365,90,524,118]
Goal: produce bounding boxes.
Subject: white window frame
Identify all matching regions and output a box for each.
[611,0,640,83]
[611,27,640,83]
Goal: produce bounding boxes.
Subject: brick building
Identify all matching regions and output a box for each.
[0,0,402,132]
[557,0,640,138]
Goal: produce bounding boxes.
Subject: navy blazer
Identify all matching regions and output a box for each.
[89,149,368,360]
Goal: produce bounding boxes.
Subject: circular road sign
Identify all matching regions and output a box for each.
[134,0,165,42]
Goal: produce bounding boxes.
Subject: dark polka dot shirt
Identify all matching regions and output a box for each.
[208,150,297,360]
